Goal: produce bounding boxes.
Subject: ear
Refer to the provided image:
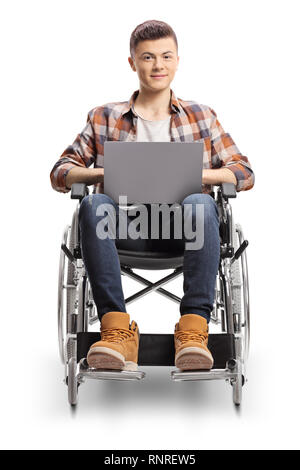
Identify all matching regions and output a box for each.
[128,57,136,72]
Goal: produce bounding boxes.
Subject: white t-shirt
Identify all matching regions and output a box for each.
[133,105,171,142]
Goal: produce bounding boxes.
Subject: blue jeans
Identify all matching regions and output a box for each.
[78,193,220,323]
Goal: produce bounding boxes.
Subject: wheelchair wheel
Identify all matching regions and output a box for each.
[58,224,71,363]
[66,212,77,332]
[236,224,250,363]
[58,212,77,364]
[231,222,250,371]
[229,219,250,406]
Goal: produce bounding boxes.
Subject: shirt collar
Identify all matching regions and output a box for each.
[121,89,181,117]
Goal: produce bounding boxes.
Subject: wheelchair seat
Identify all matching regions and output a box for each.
[117,248,184,270]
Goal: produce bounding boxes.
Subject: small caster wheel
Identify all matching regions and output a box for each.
[68,357,78,406]
[231,374,242,406]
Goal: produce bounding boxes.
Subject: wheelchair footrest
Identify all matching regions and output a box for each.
[77,333,235,369]
[171,368,238,382]
[78,359,145,382]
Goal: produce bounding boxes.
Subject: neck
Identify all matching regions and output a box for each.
[134,86,172,114]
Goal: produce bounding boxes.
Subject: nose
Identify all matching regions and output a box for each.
[152,57,165,71]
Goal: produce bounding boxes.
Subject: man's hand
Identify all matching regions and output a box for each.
[202,168,237,186]
[66,167,104,189]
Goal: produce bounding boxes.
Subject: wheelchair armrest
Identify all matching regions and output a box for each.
[71,183,89,201]
[220,183,237,199]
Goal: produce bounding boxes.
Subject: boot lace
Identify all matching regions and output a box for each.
[175,329,207,344]
[101,323,136,344]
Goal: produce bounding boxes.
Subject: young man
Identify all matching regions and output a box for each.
[50,20,254,372]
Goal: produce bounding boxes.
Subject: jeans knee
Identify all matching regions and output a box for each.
[182,193,216,208]
[182,193,208,204]
[79,193,117,220]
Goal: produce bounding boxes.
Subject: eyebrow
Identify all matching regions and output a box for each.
[141,51,174,56]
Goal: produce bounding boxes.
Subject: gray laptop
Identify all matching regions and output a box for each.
[103,142,203,204]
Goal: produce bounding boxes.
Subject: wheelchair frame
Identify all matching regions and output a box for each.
[58,183,250,407]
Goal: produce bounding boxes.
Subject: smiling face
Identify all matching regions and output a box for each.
[128,37,179,92]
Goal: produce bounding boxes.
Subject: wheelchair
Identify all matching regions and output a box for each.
[58,182,250,407]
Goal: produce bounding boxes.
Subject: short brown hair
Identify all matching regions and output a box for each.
[130,20,178,59]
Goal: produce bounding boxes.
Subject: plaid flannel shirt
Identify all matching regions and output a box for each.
[50,89,255,194]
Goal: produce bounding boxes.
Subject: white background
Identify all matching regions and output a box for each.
[1,0,300,450]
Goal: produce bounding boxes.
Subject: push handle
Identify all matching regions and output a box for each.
[231,240,249,263]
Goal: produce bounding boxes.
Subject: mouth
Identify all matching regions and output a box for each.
[150,75,167,79]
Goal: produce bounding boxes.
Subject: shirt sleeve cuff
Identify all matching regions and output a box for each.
[224,163,255,192]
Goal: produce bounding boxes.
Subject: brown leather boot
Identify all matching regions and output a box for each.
[174,314,214,370]
[87,311,139,371]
